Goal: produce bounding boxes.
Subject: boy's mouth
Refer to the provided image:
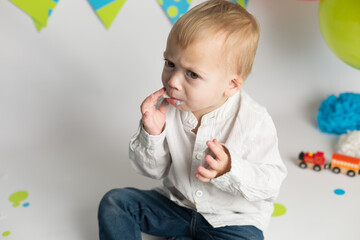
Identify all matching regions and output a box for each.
[165,97,181,106]
[163,92,181,106]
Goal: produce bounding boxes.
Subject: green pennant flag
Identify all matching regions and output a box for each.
[231,0,249,8]
[88,0,127,29]
[10,0,59,32]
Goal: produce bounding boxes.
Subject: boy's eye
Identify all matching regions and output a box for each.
[186,71,199,79]
[165,60,175,68]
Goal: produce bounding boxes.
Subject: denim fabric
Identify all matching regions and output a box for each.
[98,188,264,240]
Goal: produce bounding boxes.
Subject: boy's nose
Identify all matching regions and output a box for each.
[167,72,182,91]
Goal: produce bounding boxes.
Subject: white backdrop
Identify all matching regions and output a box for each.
[1,0,360,239]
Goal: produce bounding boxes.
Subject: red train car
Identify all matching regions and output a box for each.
[298,151,326,171]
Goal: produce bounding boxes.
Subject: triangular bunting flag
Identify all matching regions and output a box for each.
[157,0,193,25]
[33,0,60,31]
[10,0,59,31]
[88,0,127,29]
[230,0,249,8]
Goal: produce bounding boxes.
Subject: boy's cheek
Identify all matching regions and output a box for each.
[185,97,206,110]
[161,71,169,85]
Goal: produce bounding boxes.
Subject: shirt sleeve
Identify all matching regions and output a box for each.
[211,114,287,202]
[128,121,172,180]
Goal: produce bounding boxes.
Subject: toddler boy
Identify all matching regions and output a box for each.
[98,0,287,239]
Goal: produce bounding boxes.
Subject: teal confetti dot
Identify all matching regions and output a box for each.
[334,189,345,195]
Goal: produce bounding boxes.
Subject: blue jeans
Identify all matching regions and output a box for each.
[98,187,264,240]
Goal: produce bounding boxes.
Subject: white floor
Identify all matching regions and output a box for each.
[2,100,360,240]
[1,0,360,239]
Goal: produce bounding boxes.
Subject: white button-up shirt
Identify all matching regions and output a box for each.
[129,90,287,231]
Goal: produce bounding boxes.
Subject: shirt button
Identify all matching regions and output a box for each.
[196,190,203,197]
[189,119,196,125]
[196,153,203,160]
[133,140,140,147]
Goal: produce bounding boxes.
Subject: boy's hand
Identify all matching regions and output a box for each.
[141,88,169,135]
[195,139,231,182]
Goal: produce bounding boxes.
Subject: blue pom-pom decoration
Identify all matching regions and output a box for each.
[317,92,360,134]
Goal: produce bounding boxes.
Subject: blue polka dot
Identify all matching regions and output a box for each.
[23,202,30,207]
[334,189,345,195]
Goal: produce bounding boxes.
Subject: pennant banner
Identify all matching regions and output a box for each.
[10,0,60,31]
[10,0,249,31]
[88,0,126,29]
[157,0,193,24]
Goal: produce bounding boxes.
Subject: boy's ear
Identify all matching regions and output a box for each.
[225,75,243,97]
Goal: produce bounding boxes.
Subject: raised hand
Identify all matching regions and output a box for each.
[141,88,169,135]
[195,139,231,182]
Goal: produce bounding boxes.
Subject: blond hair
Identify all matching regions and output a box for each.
[168,0,260,80]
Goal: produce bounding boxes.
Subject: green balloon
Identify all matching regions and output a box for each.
[319,0,360,70]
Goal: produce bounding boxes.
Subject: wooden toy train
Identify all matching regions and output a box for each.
[298,151,360,177]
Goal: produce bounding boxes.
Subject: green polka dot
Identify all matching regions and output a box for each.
[272,203,286,217]
[2,231,11,237]
[167,6,178,18]
[187,0,192,4]
[157,0,163,5]
[175,0,181,2]
[9,191,28,207]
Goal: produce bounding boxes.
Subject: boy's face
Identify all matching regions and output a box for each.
[162,33,242,120]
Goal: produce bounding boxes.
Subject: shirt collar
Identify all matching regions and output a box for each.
[180,90,242,129]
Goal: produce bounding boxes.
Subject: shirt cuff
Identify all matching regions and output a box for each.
[138,122,167,150]
[210,145,248,195]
